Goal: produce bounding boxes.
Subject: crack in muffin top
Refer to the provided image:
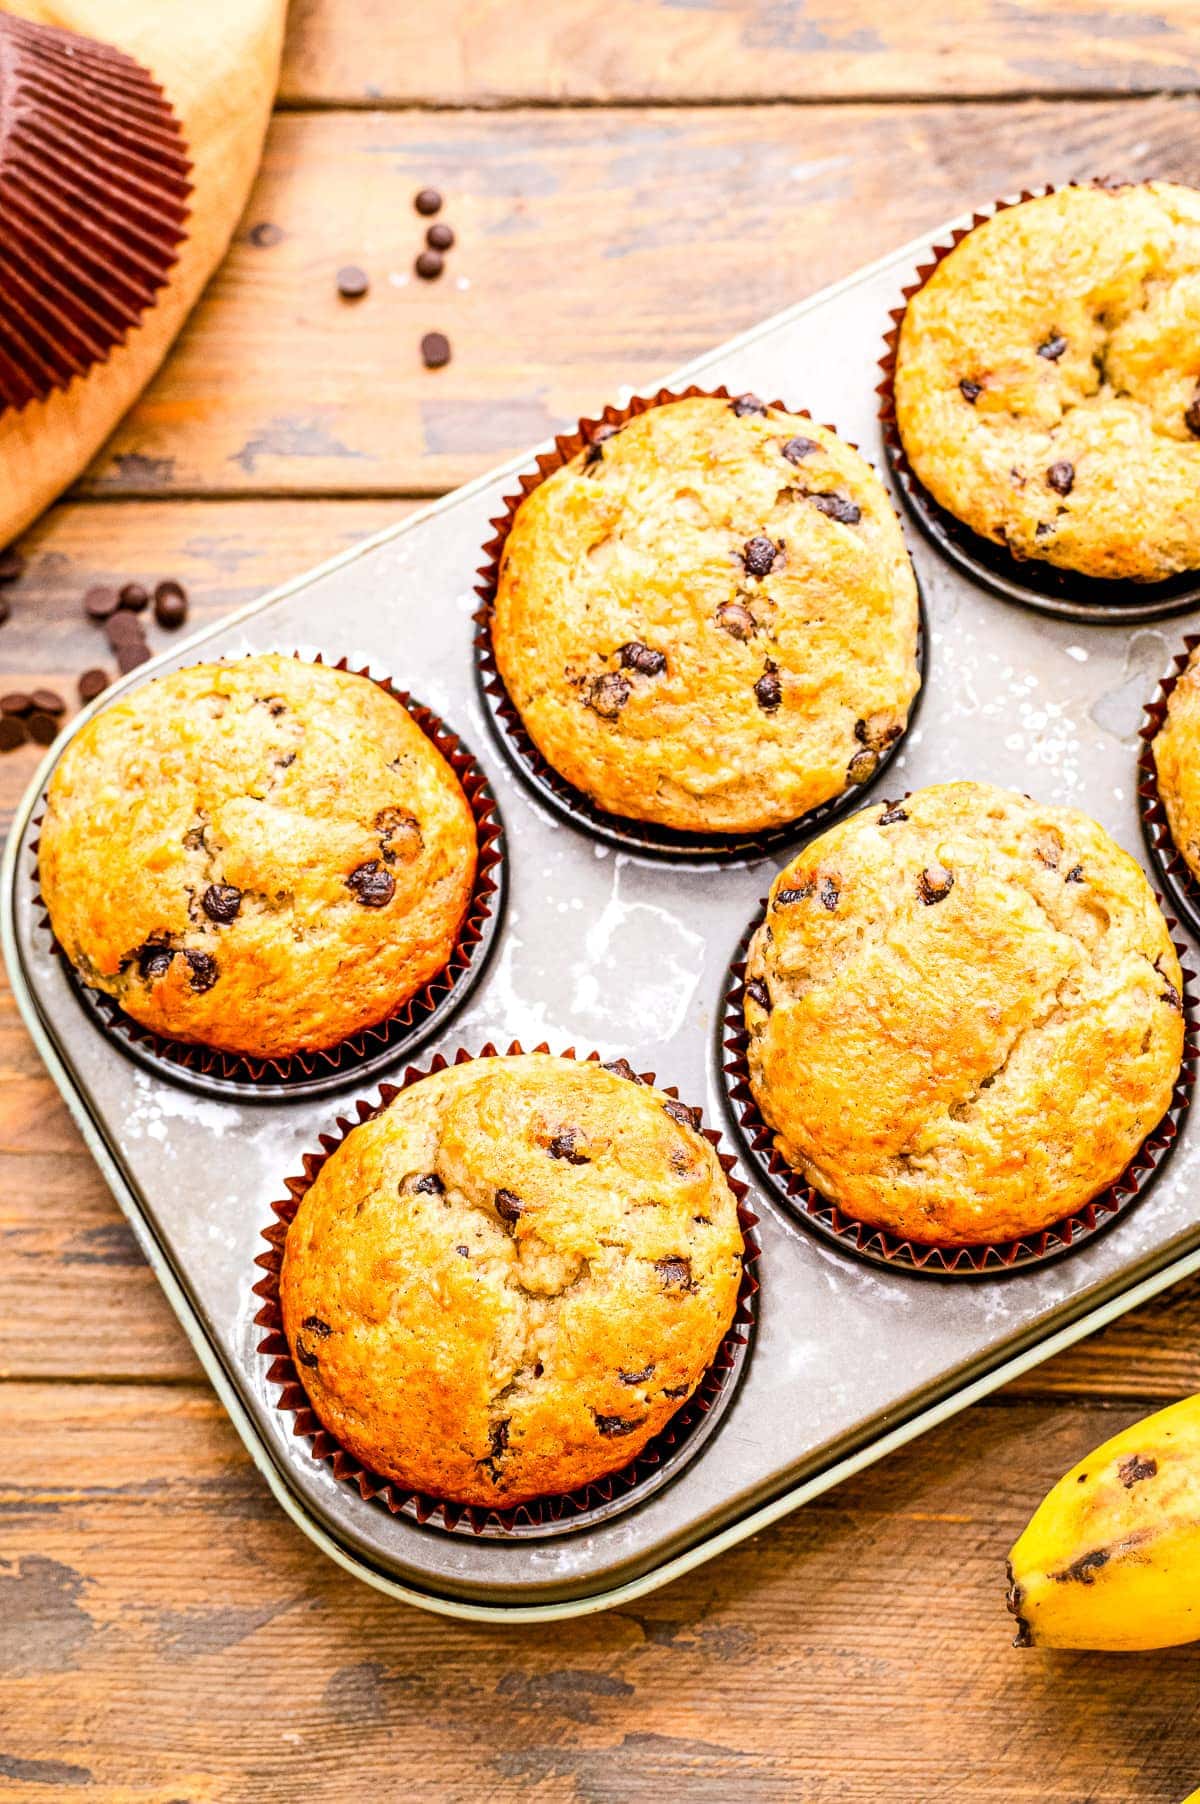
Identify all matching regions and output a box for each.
[38,654,478,1059]
[744,781,1184,1247]
[279,1055,745,1508]
[492,395,921,833]
[894,182,1200,582]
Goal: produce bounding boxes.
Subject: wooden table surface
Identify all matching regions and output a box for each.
[3,3,1200,1796]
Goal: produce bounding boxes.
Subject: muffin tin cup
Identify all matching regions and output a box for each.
[720,890,1198,1279]
[252,1041,760,1539]
[31,654,506,1104]
[473,383,927,863]
[877,182,1200,626]
[1138,636,1200,942]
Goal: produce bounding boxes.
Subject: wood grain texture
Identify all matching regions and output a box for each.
[78,96,1200,499]
[3,1385,1200,1800]
[279,0,1200,105]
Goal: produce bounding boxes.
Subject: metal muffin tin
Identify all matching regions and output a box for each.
[7,207,1200,1623]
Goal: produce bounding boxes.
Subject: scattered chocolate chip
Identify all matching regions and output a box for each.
[1118,1454,1158,1488]
[84,584,120,620]
[847,748,878,785]
[620,1364,655,1385]
[819,876,839,910]
[0,716,26,751]
[583,422,619,467]
[201,883,242,924]
[30,688,64,716]
[746,977,772,1011]
[960,379,982,404]
[495,1187,525,1226]
[917,865,954,905]
[585,671,631,719]
[730,393,767,416]
[1185,391,1200,439]
[1064,864,1084,883]
[714,600,756,641]
[183,949,219,993]
[105,610,145,642]
[754,661,782,713]
[782,434,820,463]
[426,221,455,251]
[548,1130,590,1165]
[879,804,908,826]
[415,248,444,280]
[774,884,813,906]
[593,1412,639,1437]
[302,1315,332,1339]
[115,640,150,674]
[26,710,57,745]
[655,1254,695,1292]
[455,1244,469,1257]
[619,640,666,676]
[137,943,174,979]
[0,547,23,584]
[345,860,396,907]
[118,582,150,612]
[294,1338,320,1369]
[414,187,443,216]
[421,331,451,369]
[412,1172,445,1194]
[154,580,188,629]
[1047,461,1075,496]
[809,491,861,525]
[0,691,32,715]
[336,264,369,299]
[662,1099,701,1133]
[1038,334,1068,361]
[249,221,284,248]
[603,1058,642,1084]
[742,535,777,577]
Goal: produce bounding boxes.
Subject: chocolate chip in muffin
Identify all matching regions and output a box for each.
[619,641,666,677]
[847,748,878,785]
[960,378,983,404]
[809,491,862,525]
[714,600,756,641]
[1064,863,1084,883]
[294,1337,320,1369]
[662,1098,701,1133]
[746,976,772,1012]
[135,942,175,980]
[1038,334,1069,361]
[183,949,219,993]
[603,1058,643,1084]
[819,876,839,910]
[481,1417,510,1478]
[1155,957,1184,1013]
[409,1172,445,1195]
[730,393,767,416]
[583,422,618,468]
[548,1129,590,1165]
[455,1244,470,1257]
[302,1315,332,1338]
[1035,521,1056,540]
[375,805,422,862]
[1185,389,1200,439]
[917,865,954,905]
[775,884,814,906]
[742,535,778,577]
[754,661,782,713]
[585,672,631,719]
[620,1364,655,1384]
[1047,461,1075,496]
[655,1254,696,1292]
[495,1187,525,1226]
[346,860,396,908]
[879,804,909,826]
[201,883,242,924]
[782,434,820,464]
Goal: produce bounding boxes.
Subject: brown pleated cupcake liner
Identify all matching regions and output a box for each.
[877,181,1200,624]
[1138,635,1200,943]
[252,1041,761,1538]
[31,654,505,1104]
[0,13,191,412]
[474,383,927,862]
[721,888,1197,1278]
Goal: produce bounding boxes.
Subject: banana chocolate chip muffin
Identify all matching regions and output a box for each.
[744,781,1184,1246]
[280,1054,745,1507]
[491,394,921,834]
[39,654,477,1060]
[894,181,1200,583]
[1152,643,1200,886]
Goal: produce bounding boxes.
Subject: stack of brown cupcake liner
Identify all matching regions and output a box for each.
[253,1042,761,1538]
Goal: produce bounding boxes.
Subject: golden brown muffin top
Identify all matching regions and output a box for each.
[745,782,1184,1246]
[39,654,477,1060]
[1153,642,1200,886]
[280,1055,745,1507]
[492,395,920,833]
[894,182,1200,582]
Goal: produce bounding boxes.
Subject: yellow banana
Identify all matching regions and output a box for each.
[1007,1394,1200,1651]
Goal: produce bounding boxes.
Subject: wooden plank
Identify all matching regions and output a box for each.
[2,1382,1197,1799]
[278,0,1200,105]
[77,97,1199,500]
[0,499,410,830]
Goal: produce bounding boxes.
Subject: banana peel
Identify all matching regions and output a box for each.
[1008,1395,1200,1651]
